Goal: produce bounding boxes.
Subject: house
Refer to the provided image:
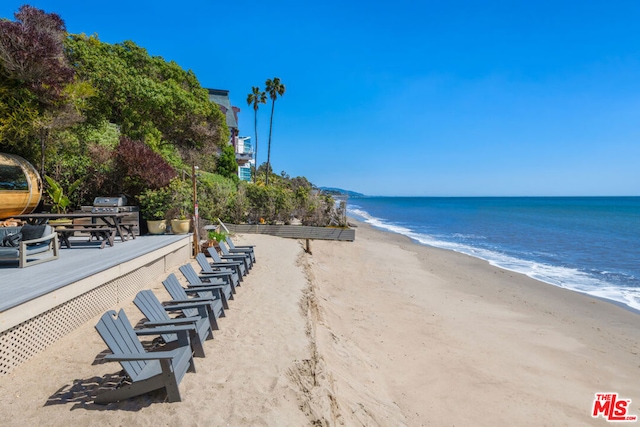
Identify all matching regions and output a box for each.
[235,136,254,182]
[208,89,253,181]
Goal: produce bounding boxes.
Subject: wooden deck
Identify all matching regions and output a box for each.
[0,234,189,313]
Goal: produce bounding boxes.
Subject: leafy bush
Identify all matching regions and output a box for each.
[137,186,172,220]
[197,172,237,222]
[44,175,82,214]
[207,230,227,242]
[115,136,177,196]
[166,178,192,219]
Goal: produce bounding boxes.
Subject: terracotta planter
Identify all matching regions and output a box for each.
[171,219,191,234]
[147,220,167,235]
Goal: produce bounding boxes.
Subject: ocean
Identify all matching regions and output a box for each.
[347,197,640,312]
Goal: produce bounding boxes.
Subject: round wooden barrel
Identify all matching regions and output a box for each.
[0,153,42,219]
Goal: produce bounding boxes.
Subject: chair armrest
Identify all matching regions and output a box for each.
[164,296,220,304]
[163,301,217,311]
[104,350,183,361]
[141,317,199,326]
[199,271,232,278]
[227,248,251,254]
[20,231,57,248]
[133,324,194,336]
[211,260,243,266]
[221,255,247,261]
[183,285,225,296]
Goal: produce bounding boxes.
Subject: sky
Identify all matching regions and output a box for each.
[2,1,640,196]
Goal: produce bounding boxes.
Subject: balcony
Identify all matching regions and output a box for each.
[235,152,253,165]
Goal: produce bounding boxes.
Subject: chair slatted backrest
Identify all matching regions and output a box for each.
[180,263,231,301]
[95,309,148,380]
[207,247,223,263]
[164,273,223,320]
[196,253,215,274]
[225,237,255,261]
[133,290,176,343]
[219,242,251,269]
[179,264,207,286]
[218,241,233,256]
[162,274,200,317]
[207,247,246,276]
[195,253,237,283]
[180,263,229,287]
[225,237,238,249]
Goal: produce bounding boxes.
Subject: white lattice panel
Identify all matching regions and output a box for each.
[0,281,118,375]
[0,247,189,375]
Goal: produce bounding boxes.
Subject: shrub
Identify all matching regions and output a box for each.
[207,230,227,242]
[137,186,172,220]
[115,136,177,196]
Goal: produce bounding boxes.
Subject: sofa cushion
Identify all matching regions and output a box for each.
[25,243,52,255]
[0,227,21,240]
[2,232,21,247]
[20,224,45,242]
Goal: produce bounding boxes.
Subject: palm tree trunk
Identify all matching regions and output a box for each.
[253,109,258,184]
[266,99,275,186]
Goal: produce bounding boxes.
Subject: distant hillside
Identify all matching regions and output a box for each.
[318,187,366,197]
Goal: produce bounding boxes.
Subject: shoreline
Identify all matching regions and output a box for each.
[348,213,640,315]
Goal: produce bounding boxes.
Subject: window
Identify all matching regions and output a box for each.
[0,165,28,190]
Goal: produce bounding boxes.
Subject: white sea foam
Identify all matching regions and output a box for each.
[347,207,640,312]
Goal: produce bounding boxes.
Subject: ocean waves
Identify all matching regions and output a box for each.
[348,201,640,312]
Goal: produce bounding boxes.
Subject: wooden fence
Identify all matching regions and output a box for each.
[210,224,355,242]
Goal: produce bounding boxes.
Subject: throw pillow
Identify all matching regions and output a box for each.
[2,232,22,247]
[20,224,45,241]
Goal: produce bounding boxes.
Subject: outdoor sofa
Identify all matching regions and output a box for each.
[0,224,59,267]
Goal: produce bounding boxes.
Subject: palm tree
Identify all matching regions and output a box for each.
[264,77,286,186]
[246,86,267,184]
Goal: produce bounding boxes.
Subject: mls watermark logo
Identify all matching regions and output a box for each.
[592,393,638,422]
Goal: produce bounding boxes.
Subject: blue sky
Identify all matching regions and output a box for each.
[2,1,640,196]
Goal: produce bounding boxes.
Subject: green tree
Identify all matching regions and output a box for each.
[216,143,239,182]
[64,35,228,170]
[246,86,266,184]
[0,5,83,176]
[264,77,285,186]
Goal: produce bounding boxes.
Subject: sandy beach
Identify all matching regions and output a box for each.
[0,220,639,426]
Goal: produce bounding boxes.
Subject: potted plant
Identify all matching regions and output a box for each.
[137,187,171,234]
[44,175,81,226]
[171,207,191,234]
[207,229,227,246]
[167,178,192,234]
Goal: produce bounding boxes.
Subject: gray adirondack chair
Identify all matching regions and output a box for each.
[133,290,213,358]
[179,263,234,308]
[219,241,253,271]
[207,247,247,277]
[162,273,224,330]
[94,309,195,403]
[196,252,241,287]
[192,253,239,290]
[225,236,256,264]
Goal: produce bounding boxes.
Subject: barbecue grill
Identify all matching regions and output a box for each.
[90,196,130,213]
[79,196,140,235]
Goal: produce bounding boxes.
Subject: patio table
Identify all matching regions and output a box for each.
[12,212,130,243]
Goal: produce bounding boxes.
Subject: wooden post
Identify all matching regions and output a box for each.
[305,238,312,254]
[192,164,199,256]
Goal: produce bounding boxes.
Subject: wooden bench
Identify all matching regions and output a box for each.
[56,226,115,249]
[119,222,137,240]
